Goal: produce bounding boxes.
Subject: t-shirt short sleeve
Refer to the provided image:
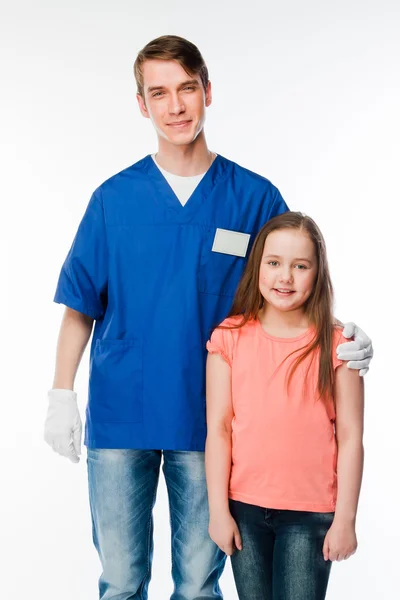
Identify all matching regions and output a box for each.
[206,322,236,367]
[53,191,108,320]
[332,326,353,371]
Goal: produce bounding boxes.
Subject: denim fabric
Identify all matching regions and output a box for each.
[229,500,334,600]
[87,449,226,600]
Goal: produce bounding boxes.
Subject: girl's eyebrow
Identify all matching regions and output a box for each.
[294,257,313,264]
[264,254,313,264]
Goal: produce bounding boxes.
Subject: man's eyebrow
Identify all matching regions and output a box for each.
[147,85,166,93]
[179,79,200,87]
[147,80,200,93]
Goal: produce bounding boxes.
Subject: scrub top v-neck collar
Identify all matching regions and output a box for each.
[143,153,228,223]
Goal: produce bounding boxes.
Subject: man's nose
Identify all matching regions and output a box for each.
[168,93,185,115]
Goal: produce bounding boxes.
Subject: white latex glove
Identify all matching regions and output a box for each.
[336,322,373,377]
[44,389,82,463]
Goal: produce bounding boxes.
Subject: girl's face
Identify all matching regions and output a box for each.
[259,228,318,313]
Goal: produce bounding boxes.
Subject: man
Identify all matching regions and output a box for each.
[44,35,373,600]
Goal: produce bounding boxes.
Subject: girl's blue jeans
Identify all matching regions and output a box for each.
[229,499,334,600]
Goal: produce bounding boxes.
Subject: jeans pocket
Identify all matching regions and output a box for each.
[89,339,143,423]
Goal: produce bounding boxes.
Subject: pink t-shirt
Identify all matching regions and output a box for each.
[206,316,347,512]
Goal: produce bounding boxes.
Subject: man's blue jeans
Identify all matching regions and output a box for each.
[87,449,226,600]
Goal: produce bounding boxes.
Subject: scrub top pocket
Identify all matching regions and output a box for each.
[197,227,247,297]
[89,339,143,423]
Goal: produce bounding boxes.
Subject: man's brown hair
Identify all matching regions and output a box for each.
[134,35,209,97]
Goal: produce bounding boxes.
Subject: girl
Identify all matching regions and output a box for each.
[205,212,364,600]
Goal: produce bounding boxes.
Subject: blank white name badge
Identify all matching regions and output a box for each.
[211,228,250,258]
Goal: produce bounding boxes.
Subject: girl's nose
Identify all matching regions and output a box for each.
[279,269,293,283]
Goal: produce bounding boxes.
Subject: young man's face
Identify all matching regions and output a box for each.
[137,59,212,147]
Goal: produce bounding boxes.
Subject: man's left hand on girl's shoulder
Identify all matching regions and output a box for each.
[336,322,373,377]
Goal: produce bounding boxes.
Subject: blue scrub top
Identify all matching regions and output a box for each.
[54,154,289,450]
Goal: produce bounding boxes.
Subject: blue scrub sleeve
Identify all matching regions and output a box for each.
[269,189,290,218]
[53,192,108,319]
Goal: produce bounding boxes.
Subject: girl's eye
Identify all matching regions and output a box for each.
[268,261,279,266]
[295,264,307,270]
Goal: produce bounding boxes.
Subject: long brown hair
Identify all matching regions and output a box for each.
[224,211,336,400]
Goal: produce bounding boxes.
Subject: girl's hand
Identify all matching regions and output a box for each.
[323,519,358,562]
[209,512,242,556]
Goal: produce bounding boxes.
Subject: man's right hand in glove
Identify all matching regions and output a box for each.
[44,388,82,463]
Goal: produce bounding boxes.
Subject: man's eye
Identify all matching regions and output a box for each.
[152,92,164,98]
[183,86,195,91]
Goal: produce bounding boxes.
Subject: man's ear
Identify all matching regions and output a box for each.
[205,81,212,108]
[137,93,150,119]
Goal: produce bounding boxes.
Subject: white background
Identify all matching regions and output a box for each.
[2,0,399,598]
